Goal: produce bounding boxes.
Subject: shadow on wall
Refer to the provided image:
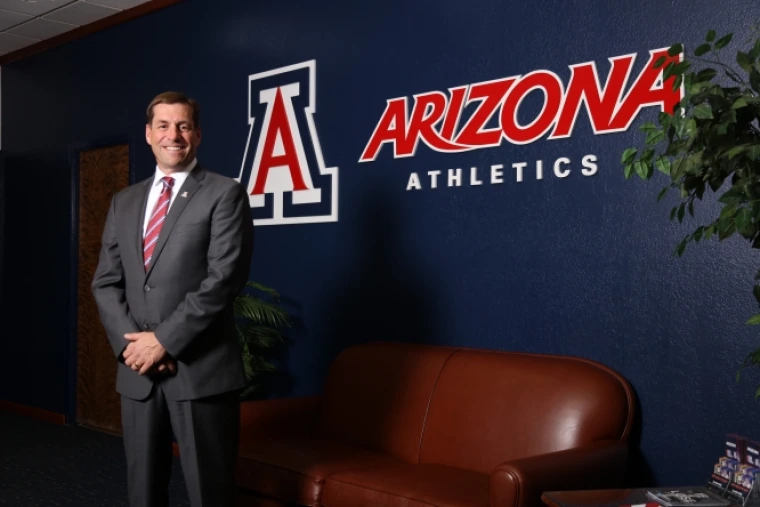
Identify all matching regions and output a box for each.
[318,186,443,379]
[626,386,656,487]
[265,294,305,398]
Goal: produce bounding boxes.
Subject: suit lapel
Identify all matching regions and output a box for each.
[145,164,206,278]
[134,178,152,271]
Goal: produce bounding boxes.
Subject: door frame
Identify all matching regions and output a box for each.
[66,136,136,425]
[0,151,5,315]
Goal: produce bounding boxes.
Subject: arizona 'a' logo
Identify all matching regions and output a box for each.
[237,60,338,225]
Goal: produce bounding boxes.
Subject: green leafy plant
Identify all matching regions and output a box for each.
[234,281,292,399]
[622,25,760,395]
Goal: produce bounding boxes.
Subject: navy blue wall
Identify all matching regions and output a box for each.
[2,0,759,487]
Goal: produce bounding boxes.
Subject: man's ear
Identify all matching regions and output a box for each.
[145,124,152,145]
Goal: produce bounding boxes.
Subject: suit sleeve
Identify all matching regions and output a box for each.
[91,195,140,359]
[153,182,254,359]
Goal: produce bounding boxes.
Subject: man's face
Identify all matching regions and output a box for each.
[145,103,201,173]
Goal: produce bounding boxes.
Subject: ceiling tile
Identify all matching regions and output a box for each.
[0,32,38,52]
[0,0,76,16]
[7,17,76,38]
[0,8,32,30]
[43,0,118,25]
[86,0,149,9]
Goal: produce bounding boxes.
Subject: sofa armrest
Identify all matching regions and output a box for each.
[239,396,321,448]
[490,440,629,507]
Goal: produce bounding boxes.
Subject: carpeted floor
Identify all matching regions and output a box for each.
[0,410,190,507]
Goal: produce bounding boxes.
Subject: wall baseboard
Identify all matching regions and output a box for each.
[0,400,66,425]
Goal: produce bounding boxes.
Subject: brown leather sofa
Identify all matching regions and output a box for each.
[236,341,636,507]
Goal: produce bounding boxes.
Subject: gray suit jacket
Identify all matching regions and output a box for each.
[91,163,254,401]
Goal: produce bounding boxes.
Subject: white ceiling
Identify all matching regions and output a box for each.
[0,0,151,56]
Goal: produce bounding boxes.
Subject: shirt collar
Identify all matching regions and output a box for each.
[152,158,197,186]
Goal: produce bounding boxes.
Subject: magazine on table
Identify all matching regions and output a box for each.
[645,488,731,507]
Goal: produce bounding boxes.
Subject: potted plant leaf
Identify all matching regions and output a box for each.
[621,25,760,394]
[234,281,292,399]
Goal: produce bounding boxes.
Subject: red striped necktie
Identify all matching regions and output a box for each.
[143,176,174,271]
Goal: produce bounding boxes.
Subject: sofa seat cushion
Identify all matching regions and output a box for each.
[236,436,404,506]
[321,463,490,507]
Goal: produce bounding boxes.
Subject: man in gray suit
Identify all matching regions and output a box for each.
[91,91,254,507]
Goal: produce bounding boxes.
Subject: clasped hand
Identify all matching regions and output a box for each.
[122,332,176,376]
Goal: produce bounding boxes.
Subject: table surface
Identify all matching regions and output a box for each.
[542,488,650,507]
[541,487,738,507]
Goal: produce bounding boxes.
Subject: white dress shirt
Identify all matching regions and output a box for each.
[142,158,197,237]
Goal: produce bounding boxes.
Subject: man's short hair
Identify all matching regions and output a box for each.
[146,91,200,128]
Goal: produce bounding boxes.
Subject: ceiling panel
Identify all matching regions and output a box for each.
[44,1,119,25]
[87,0,150,9]
[0,0,76,16]
[0,8,31,31]
[0,32,38,54]
[0,0,179,62]
[8,17,76,39]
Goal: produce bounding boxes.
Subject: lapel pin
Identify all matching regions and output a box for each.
[181,191,188,198]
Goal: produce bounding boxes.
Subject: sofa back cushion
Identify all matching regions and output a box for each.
[315,341,456,463]
[419,349,633,474]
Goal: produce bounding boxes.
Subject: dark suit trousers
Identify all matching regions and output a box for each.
[120,385,240,507]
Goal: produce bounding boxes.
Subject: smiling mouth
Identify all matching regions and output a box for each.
[163,146,186,152]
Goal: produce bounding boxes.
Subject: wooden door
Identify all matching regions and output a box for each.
[76,143,130,434]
